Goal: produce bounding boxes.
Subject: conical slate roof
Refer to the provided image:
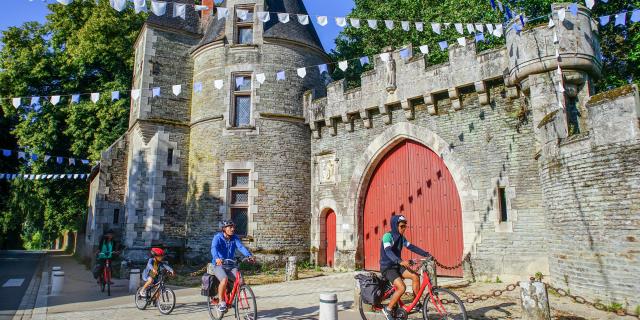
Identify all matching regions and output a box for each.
[197,0,325,52]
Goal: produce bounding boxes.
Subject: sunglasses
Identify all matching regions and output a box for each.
[398,224,408,229]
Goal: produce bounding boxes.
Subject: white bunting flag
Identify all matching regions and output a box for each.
[44,155,51,162]
[50,96,60,106]
[338,61,348,71]
[236,9,249,21]
[297,14,309,25]
[214,80,224,90]
[217,8,228,20]
[415,22,424,31]
[152,87,160,97]
[555,48,560,58]
[69,158,76,166]
[553,32,558,44]
[401,21,410,31]
[548,17,555,28]
[256,73,266,84]
[31,96,40,106]
[57,0,73,4]
[297,68,307,78]
[111,91,120,101]
[431,23,441,34]
[380,52,391,62]
[194,5,209,11]
[558,8,566,22]
[91,93,100,103]
[134,0,147,13]
[475,23,484,33]
[131,89,141,100]
[317,16,328,26]
[174,3,186,20]
[557,65,562,75]
[467,23,475,34]
[12,98,21,108]
[172,85,182,96]
[367,19,378,29]
[350,18,361,28]
[336,17,347,27]
[110,0,127,12]
[419,45,429,54]
[586,0,595,9]
[558,83,565,93]
[151,1,167,15]
[73,174,79,179]
[385,20,394,30]
[457,37,466,46]
[277,13,289,24]
[494,24,503,37]
[46,174,52,179]
[276,71,286,81]
[258,12,270,23]
[18,152,25,159]
[487,24,495,35]
[455,23,464,34]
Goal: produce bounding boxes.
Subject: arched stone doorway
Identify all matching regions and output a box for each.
[361,139,464,276]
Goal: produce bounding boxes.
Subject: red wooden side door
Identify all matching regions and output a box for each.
[325,210,336,267]
[362,140,464,277]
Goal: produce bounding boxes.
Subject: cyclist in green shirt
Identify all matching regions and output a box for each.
[93,229,120,281]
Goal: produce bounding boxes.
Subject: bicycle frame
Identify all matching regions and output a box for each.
[220,269,243,305]
[102,259,112,284]
[377,264,448,315]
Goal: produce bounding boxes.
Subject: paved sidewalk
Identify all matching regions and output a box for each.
[44,254,362,320]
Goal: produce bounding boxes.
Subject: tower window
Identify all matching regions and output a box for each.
[235,7,254,44]
[167,148,173,166]
[232,74,252,127]
[566,97,581,136]
[497,187,508,223]
[229,172,250,236]
[113,209,120,224]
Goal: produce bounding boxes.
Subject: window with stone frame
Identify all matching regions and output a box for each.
[497,187,508,223]
[229,172,250,236]
[232,74,252,127]
[235,6,254,44]
[565,97,581,136]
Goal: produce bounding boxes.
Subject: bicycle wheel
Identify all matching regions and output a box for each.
[422,287,467,320]
[359,292,425,320]
[105,268,111,296]
[234,285,257,320]
[134,287,149,310]
[100,277,105,293]
[157,287,176,315]
[207,296,224,320]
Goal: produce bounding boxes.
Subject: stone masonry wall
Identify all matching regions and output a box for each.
[541,85,640,308]
[309,52,549,277]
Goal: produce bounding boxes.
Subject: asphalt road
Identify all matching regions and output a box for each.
[0,251,44,318]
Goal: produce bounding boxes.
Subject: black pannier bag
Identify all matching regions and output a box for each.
[201,274,220,296]
[355,273,386,305]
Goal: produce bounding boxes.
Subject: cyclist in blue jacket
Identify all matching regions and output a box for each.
[210,220,254,312]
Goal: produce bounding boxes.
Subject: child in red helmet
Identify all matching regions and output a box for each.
[140,248,175,297]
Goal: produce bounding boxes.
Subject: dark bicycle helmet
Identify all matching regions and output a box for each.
[219,220,235,229]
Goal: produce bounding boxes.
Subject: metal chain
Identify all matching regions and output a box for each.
[189,265,207,277]
[545,283,640,319]
[459,282,519,304]
[433,253,470,270]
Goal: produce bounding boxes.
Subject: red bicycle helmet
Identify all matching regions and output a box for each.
[151,247,165,256]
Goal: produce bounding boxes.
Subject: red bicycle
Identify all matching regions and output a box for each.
[207,258,257,320]
[359,259,467,320]
[98,258,113,296]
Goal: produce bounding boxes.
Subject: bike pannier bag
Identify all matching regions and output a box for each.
[201,274,220,296]
[355,273,384,305]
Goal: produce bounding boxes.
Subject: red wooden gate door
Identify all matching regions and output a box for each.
[362,140,464,277]
[325,210,336,267]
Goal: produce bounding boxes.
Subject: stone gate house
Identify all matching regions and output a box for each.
[84,0,640,307]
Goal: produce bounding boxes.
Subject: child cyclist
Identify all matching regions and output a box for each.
[140,248,175,297]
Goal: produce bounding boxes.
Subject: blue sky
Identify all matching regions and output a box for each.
[0,0,354,52]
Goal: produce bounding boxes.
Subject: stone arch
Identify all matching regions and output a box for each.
[344,122,479,266]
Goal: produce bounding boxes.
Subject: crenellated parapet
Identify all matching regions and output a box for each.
[305,40,514,138]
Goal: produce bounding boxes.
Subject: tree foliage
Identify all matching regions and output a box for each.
[0,0,145,249]
[332,0,639,91]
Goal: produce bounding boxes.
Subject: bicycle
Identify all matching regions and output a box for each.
[134,269,176,315]
[97,257,114,296]
[359,258,467,320]
[206,257,257,320]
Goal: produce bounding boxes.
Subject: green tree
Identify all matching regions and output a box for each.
[332,0,639,91]
[0,0,145,249]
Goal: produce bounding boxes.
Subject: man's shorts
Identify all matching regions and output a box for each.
[212,265,237,282]
[382,265,407,283]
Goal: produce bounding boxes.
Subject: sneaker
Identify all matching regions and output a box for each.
[413,302,423,312]
[218,302,227,313]
[382,306,394,320]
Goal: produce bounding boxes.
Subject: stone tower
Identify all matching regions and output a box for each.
[184,0,330,258]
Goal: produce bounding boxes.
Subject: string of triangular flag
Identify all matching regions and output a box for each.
[2,26,505,108]
[0,173,90,181]
[1,148,91,166]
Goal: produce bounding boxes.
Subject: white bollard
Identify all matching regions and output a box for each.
[129,269,141,293]
[51,266,62,272]
[51,271,65,295]
[319,293,338,320]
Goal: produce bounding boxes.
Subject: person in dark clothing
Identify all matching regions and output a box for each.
[379,215,432,319]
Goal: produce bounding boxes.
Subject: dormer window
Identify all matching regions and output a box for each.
[235,6,254,44]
